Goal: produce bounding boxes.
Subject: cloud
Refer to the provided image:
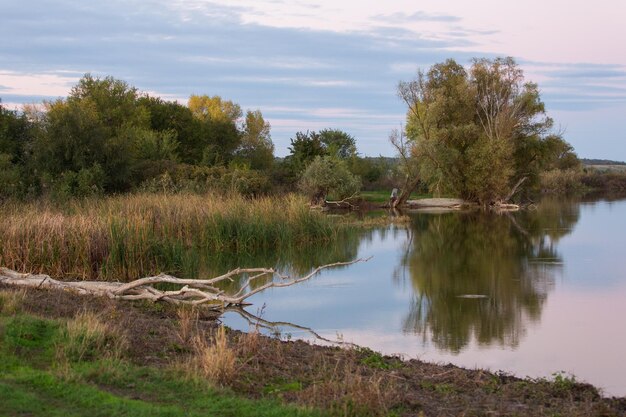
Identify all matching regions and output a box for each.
[0,71,79,97]
[1,0,625,158]
[375,11,461,24]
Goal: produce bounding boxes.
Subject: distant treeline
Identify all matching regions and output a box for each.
[581,158,626,166]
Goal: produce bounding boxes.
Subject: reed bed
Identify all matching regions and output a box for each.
[0,193,345,281]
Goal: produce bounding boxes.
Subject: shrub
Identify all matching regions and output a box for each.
[299,156,361,205]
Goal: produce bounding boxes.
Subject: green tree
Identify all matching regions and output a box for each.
[139,96,204,164]
[284,128,358,180]
[34,74,152,193]
[318,129,357,159]
[0,101,32,163]
[188,95,242,165]
[287,131,326,171]
[0,101,35,198]
[399,57,577,204]
[0,153,22,199]
[298,155,361,205]
[236,110,274,170]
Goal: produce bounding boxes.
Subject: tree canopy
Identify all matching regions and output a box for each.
[0,75,278,199]
[399,57,579,204]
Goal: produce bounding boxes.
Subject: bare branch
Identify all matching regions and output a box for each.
[0,258,371,311]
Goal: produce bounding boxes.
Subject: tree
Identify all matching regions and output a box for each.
[236,110,274,170]
[287,131,326,171]
[0,101,32,164]
[318,129,357,159]
[188,95,242,123]
[0,101,35,198]
[298,155,361,205]
[389,128,421,207]
[139,96,204,164]
[188,95,242,165]
[284,128,358,180]
[34,75,150,193]
[399,57,577,204]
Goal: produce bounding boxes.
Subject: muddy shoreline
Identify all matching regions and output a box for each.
[3,284,625,416]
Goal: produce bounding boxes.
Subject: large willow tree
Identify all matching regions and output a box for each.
[399,57,578,204]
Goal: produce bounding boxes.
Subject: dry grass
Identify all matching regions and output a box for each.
[176,305,199,345]
[302,354,399,417]
[186,326,237,386]
[0,289,27,315]
[56,310,127,363]
[0,192,343,281]
[238,328,261,359]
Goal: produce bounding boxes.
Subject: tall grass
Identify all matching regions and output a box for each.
[0,193,346,281]
[188,327,237,386]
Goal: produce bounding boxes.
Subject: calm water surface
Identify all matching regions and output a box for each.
[222,197,626,396]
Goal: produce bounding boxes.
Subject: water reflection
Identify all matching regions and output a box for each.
[221,198,626,395]
[401,200,580,352]
[205,232,361,294]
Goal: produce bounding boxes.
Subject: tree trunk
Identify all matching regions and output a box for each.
[393,176,420,208]
[504,177,527,203]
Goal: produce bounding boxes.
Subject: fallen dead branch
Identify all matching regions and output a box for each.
[0,258,368,311]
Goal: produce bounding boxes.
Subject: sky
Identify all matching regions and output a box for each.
[1,0,625,159]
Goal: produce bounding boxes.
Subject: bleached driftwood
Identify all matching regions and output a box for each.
[0,258,368,310]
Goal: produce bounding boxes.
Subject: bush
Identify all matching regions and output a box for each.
[43,164,106,200]
[0,154,23,199]
[299,156,361,204]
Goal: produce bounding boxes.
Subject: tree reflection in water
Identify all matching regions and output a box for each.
[401,199,580,353]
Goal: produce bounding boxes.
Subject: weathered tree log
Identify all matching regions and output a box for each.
[0,259,368,310]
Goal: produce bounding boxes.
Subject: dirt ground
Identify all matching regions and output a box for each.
[4,284,626,417]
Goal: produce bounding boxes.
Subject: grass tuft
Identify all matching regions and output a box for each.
[56,310,127,363]
[186,326,237,386]
[176,305,199,346]
[0,289,27,315]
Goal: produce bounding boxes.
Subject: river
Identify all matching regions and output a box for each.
[223,197,626,397]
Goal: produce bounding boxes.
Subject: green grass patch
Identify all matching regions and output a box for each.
[264,379,304,396]
[0,311,323,417]
[358,348,402,370]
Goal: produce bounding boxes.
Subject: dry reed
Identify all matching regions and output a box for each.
[176,305,199,345]
[188,326,236,386]
[0,192,344,281]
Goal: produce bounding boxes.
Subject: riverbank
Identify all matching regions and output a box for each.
[2,285,624,417]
